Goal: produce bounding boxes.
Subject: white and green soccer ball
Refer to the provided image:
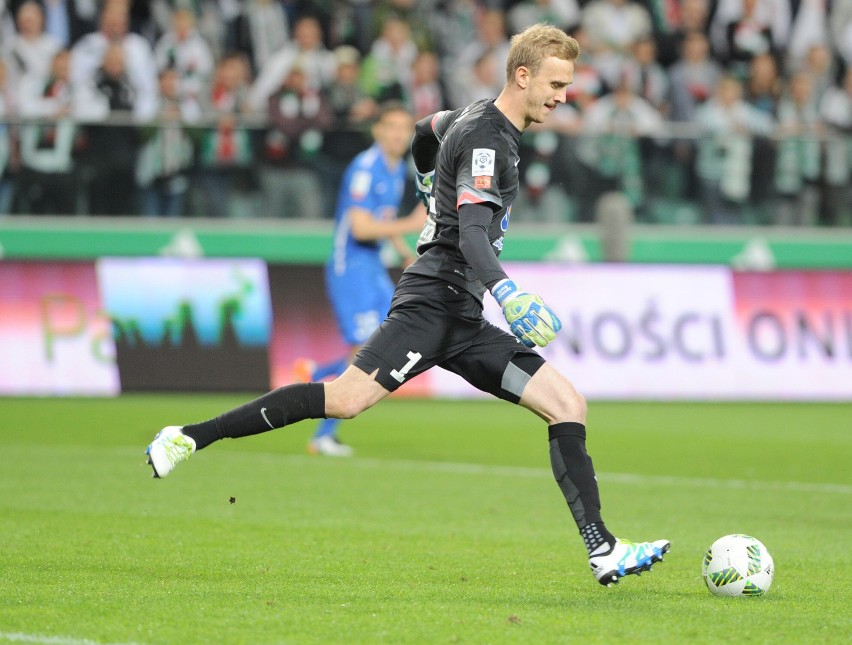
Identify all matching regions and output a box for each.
[702,534,774,597]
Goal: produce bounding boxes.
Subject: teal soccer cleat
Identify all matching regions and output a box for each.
[589,538,671,586]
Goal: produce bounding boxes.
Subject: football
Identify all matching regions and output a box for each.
[702,534,774,597]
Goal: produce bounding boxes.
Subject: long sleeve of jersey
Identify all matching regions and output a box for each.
[458,202,509,290]
[411,113,443,172]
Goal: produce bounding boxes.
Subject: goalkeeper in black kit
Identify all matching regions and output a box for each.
[145,23,670,587]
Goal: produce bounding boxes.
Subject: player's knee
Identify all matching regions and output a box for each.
[570,389,588,422]
[326,394,365,419]
[551,385,587,424]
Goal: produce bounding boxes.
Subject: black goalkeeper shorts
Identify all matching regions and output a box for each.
[353,273,545,403]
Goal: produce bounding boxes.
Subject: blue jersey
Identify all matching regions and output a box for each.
[328,143,407,276]
[325,143,406,345]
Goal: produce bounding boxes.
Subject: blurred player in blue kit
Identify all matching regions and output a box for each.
[147,24,670,588]
[295,101,426,456]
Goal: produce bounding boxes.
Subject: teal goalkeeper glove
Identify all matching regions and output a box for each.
[492,279,562,348]
[414,168,434,208]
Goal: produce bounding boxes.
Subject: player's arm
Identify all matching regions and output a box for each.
[411,111,450,206]
[388,234,416,267]
[349,202,427,242]
[458,203,562,348]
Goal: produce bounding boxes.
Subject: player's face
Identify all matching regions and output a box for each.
[374,110,415,161]
[524,56,574,125]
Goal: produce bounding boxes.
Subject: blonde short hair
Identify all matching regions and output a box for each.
[505,24,580,83]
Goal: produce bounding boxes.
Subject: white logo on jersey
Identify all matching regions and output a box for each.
[472,148,495,177]
[350,170,372,199]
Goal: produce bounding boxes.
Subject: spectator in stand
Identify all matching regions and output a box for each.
[620,35,669,115]
[451,49,502,108]
[774,72,825,225]
[196,52,255,219]
[360,14,418,103]
[240,0,290,73]
[668,30,723,199]
[70,0,157,121]
[427,0,479,79]
[744,49,781,218]
[369,0,427,47]
[786,0,829,70]
[745,52,780,116]
[507,0,582,34]
[154,8,214,105]
[407,50,445,120]
[451,8,510,108]
[679,0,711,39]
[2,1,61,88]
[248,15,337,113]
[819,67,852,225]
[325,45,377,133]
[136,68,201,218]
[75,42,142,215]
[581,0,653,89]
[668,31,722,123]
[576,80,665,214]
[319,45,376,217]
[647,0,713,70]
[8,0,99,48]
[640,0,683,67]
[723,0,778,78]
[0,58,15,215]
[15,49,79,215]
[831,0,852,68]
[332,0,376,55]
[694,75,774,224]
[793,43,836,110]
[564,26,606,111]
[744,52,783,218]
[260,64,333,219]
[0,2,12,42]
[710,0,790,63]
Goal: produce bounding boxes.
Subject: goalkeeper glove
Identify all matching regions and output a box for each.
[492,279,562,348]
[415,168,434,208]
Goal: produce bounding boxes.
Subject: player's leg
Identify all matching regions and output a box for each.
[444,327,669,586]
[145,274,440,478]
[520,362,670,585]
[145,358,390,478]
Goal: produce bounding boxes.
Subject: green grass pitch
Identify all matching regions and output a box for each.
[1,396,850,644]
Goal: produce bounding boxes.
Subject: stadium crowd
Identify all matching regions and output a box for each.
[0,0,850,225]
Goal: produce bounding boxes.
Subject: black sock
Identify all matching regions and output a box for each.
[580,522,614,555]
[182,383,326,450]
[548,422,615,555]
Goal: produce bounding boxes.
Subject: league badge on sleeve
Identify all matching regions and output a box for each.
[472,148,495,177]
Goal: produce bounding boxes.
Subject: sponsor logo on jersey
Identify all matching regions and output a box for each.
[472,148,495,176]
[475,176,492,189]
[501,204,513,232]
[350,170,372,199]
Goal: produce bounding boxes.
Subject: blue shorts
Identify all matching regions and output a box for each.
[325,262,395,346]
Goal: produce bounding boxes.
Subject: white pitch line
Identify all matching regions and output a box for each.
[271,454,852,495]
[0,634,144,645]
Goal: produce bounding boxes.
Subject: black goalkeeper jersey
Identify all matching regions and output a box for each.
[406,99,522,301]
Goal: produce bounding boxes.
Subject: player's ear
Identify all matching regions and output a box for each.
[515,65,530,89]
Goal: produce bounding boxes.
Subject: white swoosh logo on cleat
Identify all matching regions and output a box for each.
[260,407,275,429]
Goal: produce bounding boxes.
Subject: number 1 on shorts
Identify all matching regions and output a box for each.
[390,351,422,383]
